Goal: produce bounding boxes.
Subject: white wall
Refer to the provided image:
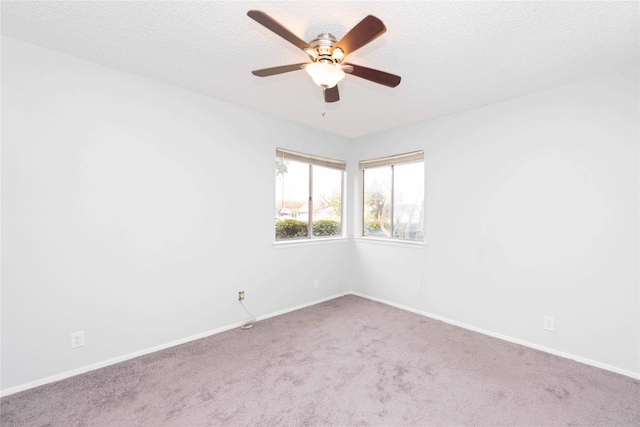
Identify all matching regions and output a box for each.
[349,67,640,376]
[1,37,351,392]
[2,36,638,394]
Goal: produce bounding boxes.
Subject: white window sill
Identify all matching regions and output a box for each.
[273,237,349,248]
[355,237,426,249]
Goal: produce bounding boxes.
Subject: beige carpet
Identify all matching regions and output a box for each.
[2,295,639,426]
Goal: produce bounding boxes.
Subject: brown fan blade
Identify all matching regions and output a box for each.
[251,63,308,77]
[247,10,311,51]
[333,15,386,57]
[324,86,340,103]
[345,63,401,88]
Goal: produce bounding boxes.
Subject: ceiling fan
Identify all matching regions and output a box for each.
[247,10,401,103]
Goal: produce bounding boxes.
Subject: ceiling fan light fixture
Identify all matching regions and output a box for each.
[303,48,318,60]
[331,47,345,62]
[304,62,345,88]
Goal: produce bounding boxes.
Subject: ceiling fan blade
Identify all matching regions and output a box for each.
[247,10,311,51]
[345,63,401,88]
[333,15,386,57]
[251,63,308,77]
[324,86,340,103]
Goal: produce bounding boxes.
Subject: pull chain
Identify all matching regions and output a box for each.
[321,86,326,116]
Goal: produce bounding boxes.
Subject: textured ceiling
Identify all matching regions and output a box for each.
[2,1,638,139]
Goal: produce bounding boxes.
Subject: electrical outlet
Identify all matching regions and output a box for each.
[238,291,245,301]
[71,331,85,348]
[543,316,555,332]
[314,280,319,289]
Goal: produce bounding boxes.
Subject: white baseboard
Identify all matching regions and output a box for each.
[254,293,346,323]
[0,293,345,398]
[347,291,640,380]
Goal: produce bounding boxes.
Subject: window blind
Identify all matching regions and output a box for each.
[276,148,347,171]
[358,151,424,170]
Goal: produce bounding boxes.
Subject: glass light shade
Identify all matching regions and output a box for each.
[304,62,345,88]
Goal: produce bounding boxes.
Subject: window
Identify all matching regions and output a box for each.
[360,151,424,241]
[275,148,345,241]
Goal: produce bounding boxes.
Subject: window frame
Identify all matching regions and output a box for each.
[275,148,346,242]
[359,151,425,243]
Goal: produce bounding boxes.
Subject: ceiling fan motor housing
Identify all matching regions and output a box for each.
[308,33,344,65]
